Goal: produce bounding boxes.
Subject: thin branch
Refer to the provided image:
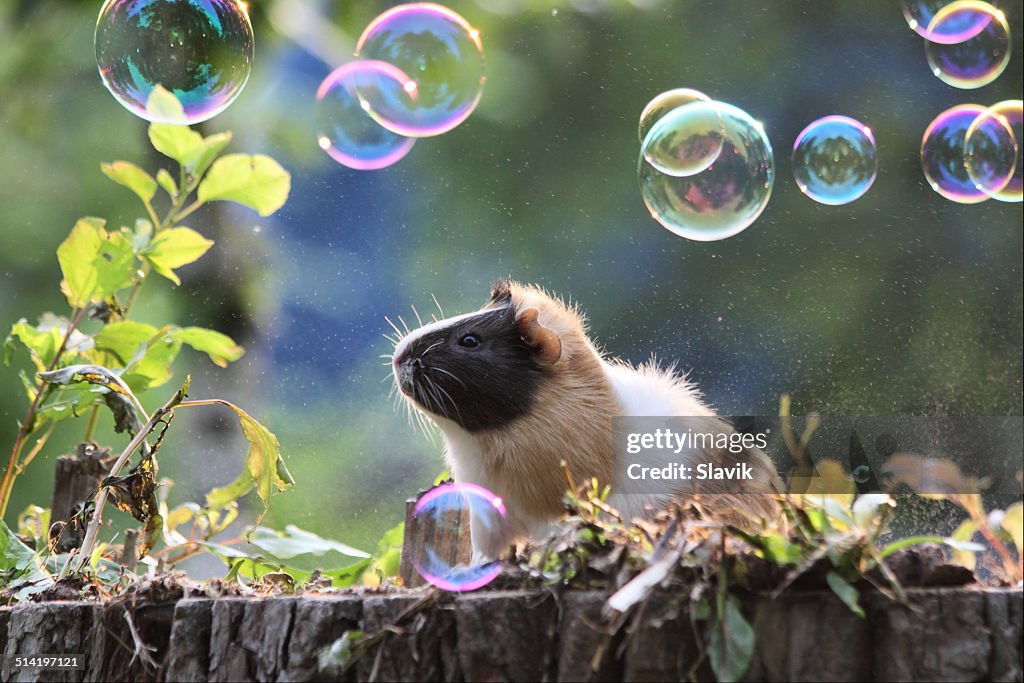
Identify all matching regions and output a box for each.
[65,381,189,576]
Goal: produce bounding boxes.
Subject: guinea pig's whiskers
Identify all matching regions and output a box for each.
[384,316,405,342]
[397,315,411,335]
[431,293,445,319]
[431,366,468,390]
[411,304,423,328]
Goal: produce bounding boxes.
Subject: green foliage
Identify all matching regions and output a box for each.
[0,92,308,596]
[197,154,291,217]
[142,227,213,285]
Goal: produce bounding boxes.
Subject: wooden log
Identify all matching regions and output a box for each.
[983,588,1023,683]
[89,600,176,683]
[621,591,707,682]
[0,601,97,683]
[747,591,870,682]
[454,590,558,682]
[207,598,251,682]
[49,443,113,554]
[356,593,459,683]
[867,588,991,682]
[285,595,363,682]
[556,591,621,682]
[162,599,213,683]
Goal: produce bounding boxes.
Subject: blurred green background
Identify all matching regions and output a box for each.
[1,0,1021,565]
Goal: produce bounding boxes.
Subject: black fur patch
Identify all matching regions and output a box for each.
[397,305,544,432]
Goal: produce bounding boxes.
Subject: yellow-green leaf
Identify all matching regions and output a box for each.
[56,218,136,307]
[156,168,178,198]
[6,320,62,371]
[142,227,214,285]
[144,84,187,125]
[170,326,244,367]
[93,322,181,391]
[197,154,291,217]
[206,402,292,509]
[149,124,204,166]
[101,161,157,203]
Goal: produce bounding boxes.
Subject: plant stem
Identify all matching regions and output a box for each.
[83,405,101,443]
[65,382,188,575]
[0,305,89,516]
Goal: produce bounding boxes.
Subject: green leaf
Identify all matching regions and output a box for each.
[0,519,36,574]
[100,161,157,203]
[142,227,214,285]
[170,327,244,367]
[188,132,233,179]
[200,402,292,510]
[826,570,865,618]
[144,84,187,125]
[57,218,137,307]
[6,319,62,371]
[205,473,255,510]
[247,525,370,560]
[156,169,178,198]
[197,154,291,217]
[149,124,205,167]
[707,595,755,683]
[93,321,181,390]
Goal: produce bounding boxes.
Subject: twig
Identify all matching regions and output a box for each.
[64,380,189,576]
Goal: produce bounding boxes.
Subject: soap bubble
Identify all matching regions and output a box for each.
[638,101,775,241]
[355,3,485,137]
[792,115,878,205]
[853,465,872,485]
[410,483,507,592]
[637,88,712,143]
[921,104,990,203]
[94,0,254,124]
[925,1,1011,89]
[965,100,1023,202]
[315,61,417,171]
[901,0,1000,43]
[641,100,725,177]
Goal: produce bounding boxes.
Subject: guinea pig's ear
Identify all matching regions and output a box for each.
[517,308,561,364]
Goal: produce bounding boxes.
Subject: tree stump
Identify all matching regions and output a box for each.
[49,443,113,554]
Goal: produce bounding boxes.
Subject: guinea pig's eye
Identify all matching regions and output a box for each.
[458,334,481,349]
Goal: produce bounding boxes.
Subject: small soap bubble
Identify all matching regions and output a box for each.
[355,3,486,137]
[411,483,507,592]
[314,61,417,171]
[901,0,1000,43]
[853,465,872,485]
[921,104,990,203]
[925,1,1011,89]
[638,101,775,242]
[965,99,1023,202]
[637,88,713,143]
[641,100,725,177]
[94,0,254,124]
[792,115,878,205]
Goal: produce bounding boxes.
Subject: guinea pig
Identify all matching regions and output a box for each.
[391,279,781,559]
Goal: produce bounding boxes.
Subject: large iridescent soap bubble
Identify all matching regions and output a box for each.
[639,92,725,178]
[95,0,254,124]
[792,115,878,205]
[921,104,990,203]
[410,483,507,592]
[924,1,1011,89]
[355,3,485,137]
[901,0,1000,43]
[639,101,774,241]
[965,100,1022,202]
[315,61,417,171]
